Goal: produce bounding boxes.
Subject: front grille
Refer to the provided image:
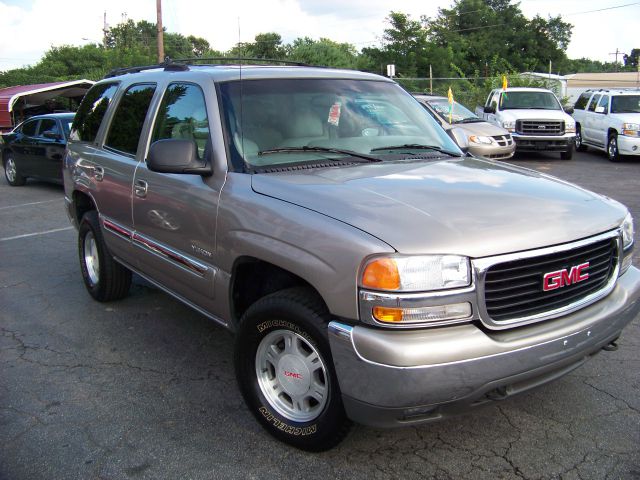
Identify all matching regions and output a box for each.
[491,135,514,146]
[516,120,564,136]
[484,237,617,322]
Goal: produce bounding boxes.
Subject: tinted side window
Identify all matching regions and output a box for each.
[151,83,210,160]
[38,119,58,136]
[70,83,119,142]
[105,84,157,156]
[587,94,601,112]
[597,95,609,113]
[574,93,591,110]
[21,120,38,136]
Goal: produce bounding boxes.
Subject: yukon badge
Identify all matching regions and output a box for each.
[543,262,589,291]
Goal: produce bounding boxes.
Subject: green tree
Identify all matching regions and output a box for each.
[288,38,357,68]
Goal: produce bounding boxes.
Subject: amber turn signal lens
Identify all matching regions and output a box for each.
[362,258,401,290]
[373,306,403,323]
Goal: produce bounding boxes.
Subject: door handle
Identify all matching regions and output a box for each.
[94,166,104,182]
[134,180,148,198]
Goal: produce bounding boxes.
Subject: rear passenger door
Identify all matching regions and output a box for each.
[583,94,601,144]
[132,82,220,311]
[95,83,157,267]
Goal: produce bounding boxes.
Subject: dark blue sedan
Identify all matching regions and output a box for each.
[1,112,74,186]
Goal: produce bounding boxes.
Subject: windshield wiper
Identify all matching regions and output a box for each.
[455,118,483,124]
[370,144,461,157]
[258,146,381,162]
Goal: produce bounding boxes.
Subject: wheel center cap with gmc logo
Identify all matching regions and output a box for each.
[277,355,311,396]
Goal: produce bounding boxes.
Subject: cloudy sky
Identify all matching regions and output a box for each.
[0,0,638,72]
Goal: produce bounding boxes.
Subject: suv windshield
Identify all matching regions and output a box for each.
[500,91,562,110]
[426,99,480,124]
[218,79,460,169]
[611,95,640,113]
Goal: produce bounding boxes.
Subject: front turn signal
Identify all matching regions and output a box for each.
[362,258,400,290]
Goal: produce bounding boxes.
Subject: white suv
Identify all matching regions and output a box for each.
[572,89,640,161]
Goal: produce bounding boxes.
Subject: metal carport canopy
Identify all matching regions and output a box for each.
[0,79,94,131]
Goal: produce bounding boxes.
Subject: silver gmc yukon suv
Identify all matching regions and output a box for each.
[63,61,640,451]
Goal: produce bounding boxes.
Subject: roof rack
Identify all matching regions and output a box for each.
[171,57,312,67]
[103,57,318,79]
[103,58,188,78]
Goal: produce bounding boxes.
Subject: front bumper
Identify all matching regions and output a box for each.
[468,142,515,160]
[617,135,640,156]
[512,133,574,152]
[328,266,640,428]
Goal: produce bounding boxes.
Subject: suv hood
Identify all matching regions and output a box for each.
[499,109,573,122]
[251,158,626,258]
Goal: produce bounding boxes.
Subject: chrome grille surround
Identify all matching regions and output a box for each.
[473,230,621,330]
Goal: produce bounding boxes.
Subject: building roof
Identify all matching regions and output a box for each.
[564,72,640,88]
[0,79,94,130]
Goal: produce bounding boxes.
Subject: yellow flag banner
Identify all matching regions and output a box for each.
[448,87,454,123]
[501,75,508,106]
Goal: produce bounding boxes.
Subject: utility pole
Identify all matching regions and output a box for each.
[609,48,622,72]
[156,0,164,63]
[102,11,108,47]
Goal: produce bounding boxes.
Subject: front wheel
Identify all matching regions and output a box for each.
[78,211,132,301]
[574,126,587,152]
[234,288,351,451]
[560,147,573,160]
[607,133,620,162]
[3,153,26,186]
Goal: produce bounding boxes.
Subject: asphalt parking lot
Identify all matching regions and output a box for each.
[1,150,639,480]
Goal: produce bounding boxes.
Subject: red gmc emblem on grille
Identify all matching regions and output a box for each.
[543,262,590,291]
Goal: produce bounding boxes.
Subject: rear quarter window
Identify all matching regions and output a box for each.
[70,82,119,142]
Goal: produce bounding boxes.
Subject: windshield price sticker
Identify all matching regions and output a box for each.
[328,102,342,126]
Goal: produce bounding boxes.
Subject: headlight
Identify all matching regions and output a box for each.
[622,123,640,136]
[622,212,634,249]
[565,122,576,133]
[469,135,493,145]
[502,121,515,132]
[361,255,470,292]
[621,212,635,275]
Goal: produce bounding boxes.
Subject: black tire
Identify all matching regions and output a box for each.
[560,147,573,160]
[234,287,351,451]
[574,126,587,152]
[607,133,620,162]
[3,152,26,186]
[78,211,131,301]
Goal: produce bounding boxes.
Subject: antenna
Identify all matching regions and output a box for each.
[238,16,245,162]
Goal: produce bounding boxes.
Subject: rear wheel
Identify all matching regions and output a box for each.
[574,126,587,152]
[607,133,620,162]
[234,287,351,451]
[78,211,131,301]
[3,153,26,186]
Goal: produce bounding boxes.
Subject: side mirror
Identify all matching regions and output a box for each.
[563,106,574,115]
[595,106,605,114]
[484,105,496,114]
[147,139,212,176]
[449,127,469,152]
[43,130,62,140]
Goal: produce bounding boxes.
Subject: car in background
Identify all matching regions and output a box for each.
[414,94,515,160]
[572,89,640,162]
[1,113,74,186]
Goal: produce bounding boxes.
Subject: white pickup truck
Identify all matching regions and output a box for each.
[475,87,576,159]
